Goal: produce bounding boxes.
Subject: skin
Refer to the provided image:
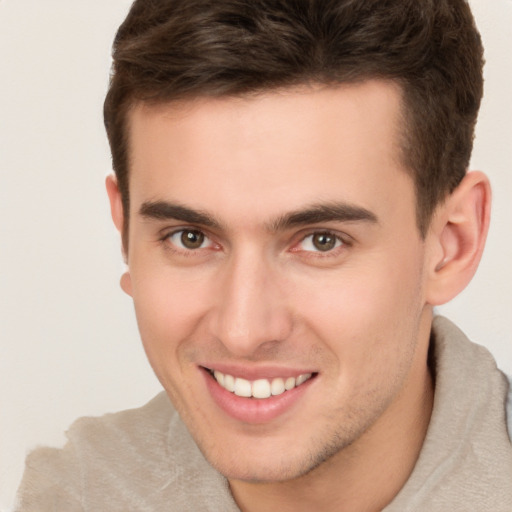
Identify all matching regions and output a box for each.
[107,81,490,511]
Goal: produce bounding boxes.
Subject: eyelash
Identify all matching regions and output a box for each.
[159,228,350,258]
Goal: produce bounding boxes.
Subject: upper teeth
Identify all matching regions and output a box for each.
[212,370,312,399]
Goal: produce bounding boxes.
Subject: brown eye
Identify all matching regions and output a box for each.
[312,233,337,251]
[166,228,215,253]
[180,230,205,249]
[298,232,343,253]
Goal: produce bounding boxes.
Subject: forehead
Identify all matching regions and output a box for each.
[126,81,413,226]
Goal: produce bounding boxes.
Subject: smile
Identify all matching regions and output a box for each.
[208,369,314,399]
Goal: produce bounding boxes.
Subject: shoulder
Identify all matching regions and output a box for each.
[16,393,211,512]
[15,393,234,511]
[14,393,175,511]
[63,391,178,466]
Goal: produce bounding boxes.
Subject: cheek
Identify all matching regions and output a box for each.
[295,247,426,379]
[301,261,422,328]
[128,265,214,375]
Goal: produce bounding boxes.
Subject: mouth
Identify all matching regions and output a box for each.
[204,367,316,399]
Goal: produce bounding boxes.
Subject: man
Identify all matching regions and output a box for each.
[15,0,512,510]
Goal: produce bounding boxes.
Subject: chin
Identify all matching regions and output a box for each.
[199,429,352,483]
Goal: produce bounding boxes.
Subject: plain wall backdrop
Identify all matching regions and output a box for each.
[1,0,511,509]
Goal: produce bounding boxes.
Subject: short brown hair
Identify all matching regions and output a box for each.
[104,0,484,236]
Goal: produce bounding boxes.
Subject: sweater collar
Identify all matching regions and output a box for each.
[384,316,512,511]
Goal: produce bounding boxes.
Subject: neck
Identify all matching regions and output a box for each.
[229,318,434,512]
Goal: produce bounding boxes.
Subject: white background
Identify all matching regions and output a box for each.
[0,0,511,509]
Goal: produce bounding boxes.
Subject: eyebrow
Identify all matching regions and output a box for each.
[268,203,378,231]
[139,201,221,228]
[139,200,378,231]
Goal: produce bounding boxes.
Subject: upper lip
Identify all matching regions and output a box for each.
[200,363,317,381]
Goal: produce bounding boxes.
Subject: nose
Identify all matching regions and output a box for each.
[210,249,293,357]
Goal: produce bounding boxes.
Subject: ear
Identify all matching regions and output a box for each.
[105,175,132,296]
[106,175,124,234]
[425,171,491,306]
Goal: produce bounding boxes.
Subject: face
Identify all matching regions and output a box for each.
[115,81,434,483]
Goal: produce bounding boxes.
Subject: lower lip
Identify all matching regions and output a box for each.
[201,368,315,424]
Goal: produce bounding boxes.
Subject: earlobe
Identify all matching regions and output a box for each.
[120,271,133,297]
[426,171,491,306]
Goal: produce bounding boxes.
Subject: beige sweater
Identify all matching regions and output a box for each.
[15,317,512,511]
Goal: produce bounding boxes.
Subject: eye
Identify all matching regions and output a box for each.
[167,229,213,250]
[298,232,343,253]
